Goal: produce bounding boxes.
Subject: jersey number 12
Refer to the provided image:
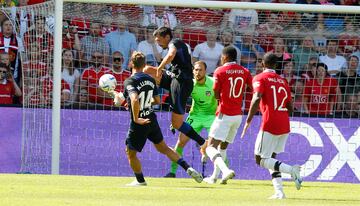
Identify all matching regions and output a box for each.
[270,85,288,111]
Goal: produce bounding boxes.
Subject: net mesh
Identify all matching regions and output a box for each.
[2,1,358,181]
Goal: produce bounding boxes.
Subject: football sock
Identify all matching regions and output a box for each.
[178,122,205,146]
[134,172,145,183]
[210,148,227,179]
[272,177,284,193]
[177,158,190,171]
[206,147,229,174]
[260,158,292,174]
[170,147,184,174]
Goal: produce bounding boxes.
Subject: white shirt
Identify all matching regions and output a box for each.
[137,40,163,67]
[193,42,224,74]
[62,68,80,93]
[228,9,258,33]
[4,37,10,53]
[319,55,347,73]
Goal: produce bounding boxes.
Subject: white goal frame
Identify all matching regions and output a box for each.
[52,0,360,174]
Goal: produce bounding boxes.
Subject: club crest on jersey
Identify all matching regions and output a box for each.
[206,91,211,96]
[253,81,260,88]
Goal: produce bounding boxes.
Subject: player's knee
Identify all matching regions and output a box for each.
[271,153,277,159]
[255,155,262,165]
[156,145,169,154]
[126,147,136,159]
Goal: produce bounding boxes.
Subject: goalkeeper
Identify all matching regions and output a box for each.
[164,61,217,178]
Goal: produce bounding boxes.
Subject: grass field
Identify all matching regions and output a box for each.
[0,174,359,206]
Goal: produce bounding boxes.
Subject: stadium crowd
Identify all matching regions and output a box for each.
[0,0,359,118]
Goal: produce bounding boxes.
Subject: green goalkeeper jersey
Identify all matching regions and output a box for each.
[189,76,217,116]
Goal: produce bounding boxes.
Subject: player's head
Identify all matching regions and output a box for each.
[220,46,237,65]
[193,61,207,82]
[130,51,146,71]
[153,27,173,49]
[262,52,280,74]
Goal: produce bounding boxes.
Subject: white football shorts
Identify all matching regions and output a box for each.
[254,131,289,158]
[209,113,242,144]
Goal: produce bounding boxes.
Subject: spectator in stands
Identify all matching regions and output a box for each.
[301,56,319,80]
[0,53,17,84]
[313,23,328,55]
[192,28,223,75]
[293,36,319,74]
[137,24,163,67]
[342,0,359,5]
[80,51,110,105]
[280,59,300,87]
[304,63,338,116]
[257,12,284,52]
[0,0,16,7]
[319,39,347,76]
[22,42,47,78]
[80,21,110,66]
[338,19,359,57]
[337,94,359,118]
[295,0,323,31]
[62,49,80,104]
[225,0,258,34]
[236,30,264,74]
[103,51,131,106]
[269,37,292,70]
[0,18,20,81]
[62,20,81,51]
[142,6,178,29]
[292,79,305,113]
[336,55,360,97]
[101,14,115,37]
[69,3,90,38]
[24,15,53,63]
[0,63,21,104]
[220,27,241,64]
[105,14,137,70]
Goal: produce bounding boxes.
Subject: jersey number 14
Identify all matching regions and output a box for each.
[138,90,153,110]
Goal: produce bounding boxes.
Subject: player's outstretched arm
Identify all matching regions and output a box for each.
[130,92,151,125]
[241,92,262,138]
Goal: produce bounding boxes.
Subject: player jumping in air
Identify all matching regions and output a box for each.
[115,52,203,186]
[144,27,207,149]
[204,46,253,184]
[164,61,217,178]
[241,52,302,199]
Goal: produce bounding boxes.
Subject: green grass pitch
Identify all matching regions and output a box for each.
[0,174,359,206]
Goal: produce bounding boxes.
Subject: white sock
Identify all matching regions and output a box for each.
[272,177,284,194]
[211,148,227,179]
[260,158,292,174]
[206,147,230,174]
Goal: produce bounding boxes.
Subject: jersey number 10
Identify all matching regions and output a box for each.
[228,77,244,98]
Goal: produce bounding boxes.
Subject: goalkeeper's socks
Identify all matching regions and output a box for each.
[170,147,184,174]
[178,122,205,146]
[177,158,190,171]
[134,172,146,183]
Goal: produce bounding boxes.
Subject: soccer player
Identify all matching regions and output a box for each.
[117,52,203,186]
[144,27,206,149]
[241,52,302,199]
[204,46,253,184]
[164,61,217,178]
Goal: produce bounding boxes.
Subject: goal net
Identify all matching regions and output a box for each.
[11,0,360,183]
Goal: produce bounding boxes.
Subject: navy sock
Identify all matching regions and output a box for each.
[134,172,145,183]
[177,158,190,171]
[178,122,205,146]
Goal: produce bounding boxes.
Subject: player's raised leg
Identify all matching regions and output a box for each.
[154,140,203,183]
[164,132,190,178]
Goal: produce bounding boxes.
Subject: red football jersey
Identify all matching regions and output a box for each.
[213,62,252,116]
[0,80,15,104]
[252,69,292,135]
[81,66,110,104]
[304,77,338,115]
[103,69,131,106]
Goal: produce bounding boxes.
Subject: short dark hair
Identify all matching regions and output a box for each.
[194,60,207,70]
[222,46,237,62]
[1,18,11,29]
[153,26,173,39]
[131,51,146,69]
[349,55,359,62]
[263,52,278,70]
[327,39,338,45]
